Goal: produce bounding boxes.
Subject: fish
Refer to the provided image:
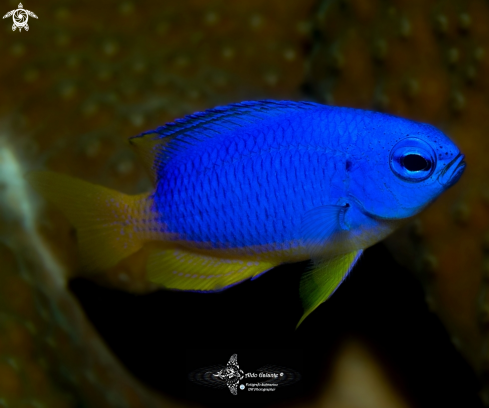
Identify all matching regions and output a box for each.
[26,100,466,327]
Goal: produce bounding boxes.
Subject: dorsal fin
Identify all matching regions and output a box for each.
[129,100,323,183]
[128,132,166,185]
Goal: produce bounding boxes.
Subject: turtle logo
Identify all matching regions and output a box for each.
[3,3,38,32]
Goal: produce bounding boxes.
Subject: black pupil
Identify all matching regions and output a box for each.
[403,154,430,171]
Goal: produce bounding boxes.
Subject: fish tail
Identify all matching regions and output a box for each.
[26,170,151,271]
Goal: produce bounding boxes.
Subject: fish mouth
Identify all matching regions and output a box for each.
[438,153,466,188]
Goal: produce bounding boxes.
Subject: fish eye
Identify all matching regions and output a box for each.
[390,137,436,182]
[402,154,431,172]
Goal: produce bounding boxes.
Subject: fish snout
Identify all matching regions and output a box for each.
[438,153,466,188]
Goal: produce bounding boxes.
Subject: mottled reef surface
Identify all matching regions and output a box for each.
[0,0,488,407]
[304,0,489,403]
[0,0,314,407]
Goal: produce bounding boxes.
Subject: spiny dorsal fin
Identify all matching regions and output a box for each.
[129,132,167,185]
[129,100,323,183]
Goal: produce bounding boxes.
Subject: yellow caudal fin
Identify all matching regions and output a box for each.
[26,170,150,271]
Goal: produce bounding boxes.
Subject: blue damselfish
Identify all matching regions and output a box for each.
[27,100,466,326]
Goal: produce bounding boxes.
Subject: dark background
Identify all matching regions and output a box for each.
[70,242,483,407]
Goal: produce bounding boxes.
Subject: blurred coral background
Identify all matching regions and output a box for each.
[0,0,488,407]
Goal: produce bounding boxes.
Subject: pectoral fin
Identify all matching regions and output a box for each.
[301,204,350,255]
[297,250,363,328]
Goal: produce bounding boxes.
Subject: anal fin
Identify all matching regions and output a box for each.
[146,248,276,292]
[297,250,363,328]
